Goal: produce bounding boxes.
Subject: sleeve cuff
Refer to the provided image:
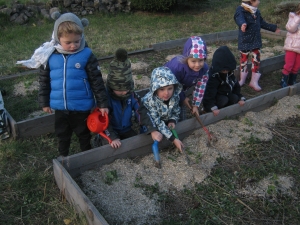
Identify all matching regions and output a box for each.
[211,106,218,111]
[168,135,176,142]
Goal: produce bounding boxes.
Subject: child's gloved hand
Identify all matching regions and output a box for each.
[212,109,220,117]
[151,131,163,142]
[110,139,121,149]
[43,107,52,114]
[238,100,245,106]
[173,139,184,153]
[241,23,247,32]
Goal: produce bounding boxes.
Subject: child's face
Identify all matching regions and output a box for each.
[250,0,260,7]
[220,70,229,74]
[113,90,129,96]
[187,58,205,72]
[156,85,174,101]
[59,33,82,52]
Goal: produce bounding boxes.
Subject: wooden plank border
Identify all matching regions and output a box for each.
[59,85,292,176]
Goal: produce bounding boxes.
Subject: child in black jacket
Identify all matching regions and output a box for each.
[203,46,246,116]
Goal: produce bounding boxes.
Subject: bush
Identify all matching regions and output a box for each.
[130,0,177,12]
[177,0,210,9]
[131,0,210,12]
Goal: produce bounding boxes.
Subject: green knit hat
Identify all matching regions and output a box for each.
[107,48,134,91]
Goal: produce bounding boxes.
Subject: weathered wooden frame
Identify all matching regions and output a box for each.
[53,83,300,225]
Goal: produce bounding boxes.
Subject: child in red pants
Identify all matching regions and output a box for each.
[281,3,300,88]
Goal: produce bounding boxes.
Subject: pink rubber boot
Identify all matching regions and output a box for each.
[239,71,248,86]
[249,72,262,91]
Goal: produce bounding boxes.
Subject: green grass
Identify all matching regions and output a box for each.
[0,134,87,224]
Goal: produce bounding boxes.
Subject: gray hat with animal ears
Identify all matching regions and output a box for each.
[51,12,89,43]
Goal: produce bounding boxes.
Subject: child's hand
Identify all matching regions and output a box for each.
[241,23,247,32]
[238,100,245,106]
[275,28,280,34]
[110,139,121,149]
[151,131,163,142]
[43,107,52,114]
[192,105,199,116]
[173,139,184,153]
[183,97,191,108]
[212,109,220,117]
[99,108,109,116]
[168,122,175,129]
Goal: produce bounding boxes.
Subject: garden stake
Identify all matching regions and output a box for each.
[170,127,191,166]
[185,101,217,146]
[152,140,161,168]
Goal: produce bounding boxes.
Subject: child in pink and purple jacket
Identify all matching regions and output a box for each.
[164,36,209,119]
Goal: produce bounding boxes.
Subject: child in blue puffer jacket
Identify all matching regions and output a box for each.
[18,12,109,157]
[164,36,209,119]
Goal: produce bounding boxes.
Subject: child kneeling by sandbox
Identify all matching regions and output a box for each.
[202,46,246,117]
[138,66,184,152]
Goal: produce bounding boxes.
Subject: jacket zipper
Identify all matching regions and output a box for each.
[63,55,68,110]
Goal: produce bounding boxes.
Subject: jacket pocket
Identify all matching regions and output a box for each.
[83,79,91,96]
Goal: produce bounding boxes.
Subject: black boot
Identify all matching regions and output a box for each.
[288,73,297,85]
[280,74,289,88]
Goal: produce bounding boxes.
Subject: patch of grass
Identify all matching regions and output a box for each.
[134,176,161,198]
[1,73,40,121]
[243,117,253,126]
[0,135,86,225]
[104,170,118,185]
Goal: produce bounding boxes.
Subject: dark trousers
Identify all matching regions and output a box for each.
[216,93,239,109]
[205,93,239,112]
[55,110,91,156]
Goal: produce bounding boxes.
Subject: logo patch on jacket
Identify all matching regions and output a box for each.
[75,63,81,69]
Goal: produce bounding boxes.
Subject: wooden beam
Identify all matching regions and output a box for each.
[53,159,109,225]
[16,114,55,139]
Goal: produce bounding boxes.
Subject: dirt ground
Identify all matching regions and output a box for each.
[77,95,299,225]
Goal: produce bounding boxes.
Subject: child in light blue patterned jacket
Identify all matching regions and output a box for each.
[139,67,184,152]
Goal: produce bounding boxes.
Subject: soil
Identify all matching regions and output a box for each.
[77,95,299,225]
